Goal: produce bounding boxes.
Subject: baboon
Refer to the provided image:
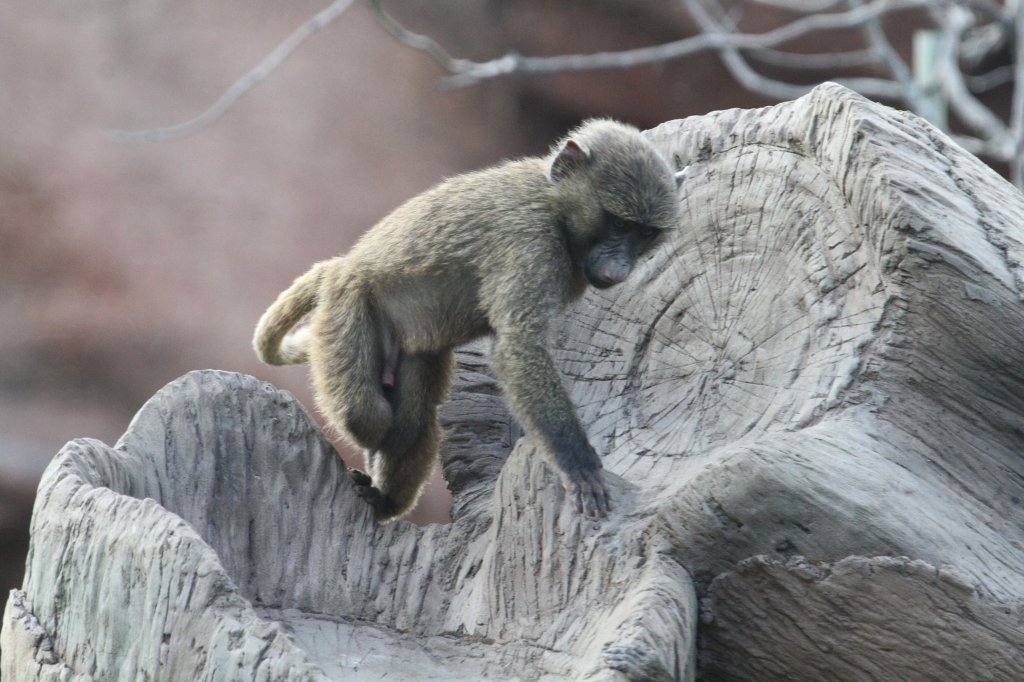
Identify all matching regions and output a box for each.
[254,119,681,522]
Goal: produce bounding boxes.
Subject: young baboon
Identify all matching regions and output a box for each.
[254,119,680,522]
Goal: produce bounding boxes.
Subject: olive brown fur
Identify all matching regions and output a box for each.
[253,119,681,522]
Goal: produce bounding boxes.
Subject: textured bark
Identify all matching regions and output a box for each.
[4,83,1024,680]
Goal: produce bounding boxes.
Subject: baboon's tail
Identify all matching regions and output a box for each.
[253,259,333,366]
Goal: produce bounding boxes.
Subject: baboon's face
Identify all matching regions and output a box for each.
[583,212,664,289]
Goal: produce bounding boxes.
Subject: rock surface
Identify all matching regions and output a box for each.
[5,83,1024,680]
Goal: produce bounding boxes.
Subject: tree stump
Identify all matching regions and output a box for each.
[4,83,1024,681]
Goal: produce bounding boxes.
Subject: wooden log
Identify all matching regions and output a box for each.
[4,83,1024,680]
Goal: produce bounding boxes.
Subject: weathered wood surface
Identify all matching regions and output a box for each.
[4,83,1024,680]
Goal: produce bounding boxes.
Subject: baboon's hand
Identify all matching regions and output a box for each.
[563,466,612,518]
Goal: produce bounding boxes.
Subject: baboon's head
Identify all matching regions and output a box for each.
[548,119,681,289]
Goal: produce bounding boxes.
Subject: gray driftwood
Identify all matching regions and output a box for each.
[5,83,1024,681]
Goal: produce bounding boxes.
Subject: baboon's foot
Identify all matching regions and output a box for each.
[348,468,401,522]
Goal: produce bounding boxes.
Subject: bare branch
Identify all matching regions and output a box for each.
[749,0,846,11]
[961,0,1013,25]
[1010,4,1024,184]
[681,0,910,101]
[106,0,355,144]
[849,0,932,115]
[369,0,471,75]
[935,5,1013,158]
[746,47,883,71]
[965,64,1015,93]
[104,0,1019,188]
[371,0,930,88]
[960,22,1011,69]
[683,0,813,100]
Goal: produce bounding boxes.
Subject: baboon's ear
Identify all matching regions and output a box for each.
[550,139,590,181]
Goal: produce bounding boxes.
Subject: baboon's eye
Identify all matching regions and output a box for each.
[637,224,660,238]
[611,215,627,230]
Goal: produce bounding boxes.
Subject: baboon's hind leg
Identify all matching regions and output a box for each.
[350,350,455,522]
[310,289,393,451]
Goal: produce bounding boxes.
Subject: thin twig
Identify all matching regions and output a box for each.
[683,0,909,101]
[684,0,810,100]
[370,0,471,74]
[372,0,929,88]
[746,46,882,71]
[107,0,355,144]
[966,65,1015,93]
[936,5,1012,157]
[851,0,931,115]
[1010,4,1024,184]
[750,0,846,11]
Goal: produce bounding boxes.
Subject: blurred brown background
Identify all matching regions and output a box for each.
[0,0,751,595]
[5,0,976,597]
